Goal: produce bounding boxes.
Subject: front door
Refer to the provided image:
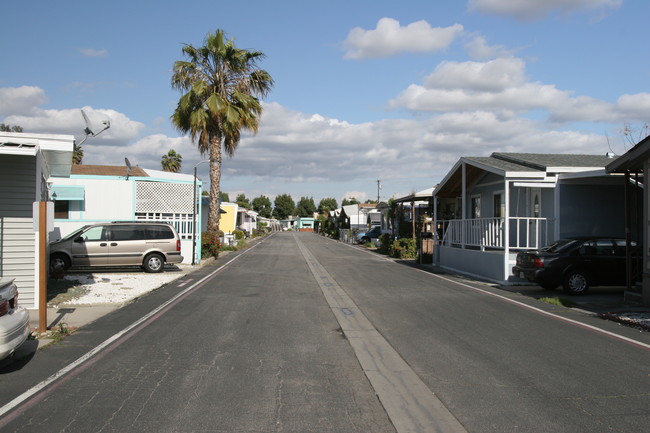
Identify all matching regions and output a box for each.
[529,188,542,248]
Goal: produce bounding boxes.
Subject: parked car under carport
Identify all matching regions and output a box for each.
[512,237,634,295]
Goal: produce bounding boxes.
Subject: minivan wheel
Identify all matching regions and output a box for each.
[143,253,164,273]
[50,253,71,274]
[563,270,589,295]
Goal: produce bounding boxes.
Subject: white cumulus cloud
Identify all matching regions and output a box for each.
[387,56,648,125]
[343,18,464,59]
[0,86,47,116]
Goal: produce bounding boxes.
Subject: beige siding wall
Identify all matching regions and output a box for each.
[0,155,37,306]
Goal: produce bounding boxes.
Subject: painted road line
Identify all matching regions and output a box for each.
[294,233,468,433]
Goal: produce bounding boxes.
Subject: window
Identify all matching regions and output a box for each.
[493,193,504,218]
[580,240,614,256]
[145,225,175,239]
[81,226,106,242]
[471,196,481,219]
[111,225,145,241]
[54,200,69,219]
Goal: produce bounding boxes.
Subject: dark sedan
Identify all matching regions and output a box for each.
[512,237,634,295]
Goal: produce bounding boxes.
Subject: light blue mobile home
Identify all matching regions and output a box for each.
[433,153,635,284]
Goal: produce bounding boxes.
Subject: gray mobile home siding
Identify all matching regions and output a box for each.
[0,155,37,306]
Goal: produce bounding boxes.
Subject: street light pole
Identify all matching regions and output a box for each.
[192,160,210,265]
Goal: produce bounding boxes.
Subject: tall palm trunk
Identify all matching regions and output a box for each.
[207,135,223,232]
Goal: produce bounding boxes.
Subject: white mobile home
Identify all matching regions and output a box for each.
[0,132,74,308]
[49,165,200,264]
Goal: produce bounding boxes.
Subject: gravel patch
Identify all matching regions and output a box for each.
[50,266,190,306]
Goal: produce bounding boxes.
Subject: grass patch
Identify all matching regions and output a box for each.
[537,296,577,308]
[44,322,74,343]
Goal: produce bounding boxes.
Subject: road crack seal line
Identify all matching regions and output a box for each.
[292,233,468,433]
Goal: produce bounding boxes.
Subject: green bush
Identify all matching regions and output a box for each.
[378,233,391,254]
[391,238,417,259]
[233,229,246,240]
[201,231,221,259]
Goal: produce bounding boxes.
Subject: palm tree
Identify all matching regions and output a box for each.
[72,143,84,165]
[171,30,273,232]
[161,149,182,172]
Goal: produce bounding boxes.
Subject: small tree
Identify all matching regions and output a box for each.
[0,123,23,132]
[295,196,317,217]
[219,191,230,202]
[318,197,338,214]
[161,149,183,172]
[252,195,272,218]
[235,193,252,209]
[342,197,360,206]
[273,194,295,219]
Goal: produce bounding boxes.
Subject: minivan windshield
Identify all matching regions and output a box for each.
[540,239,578,253]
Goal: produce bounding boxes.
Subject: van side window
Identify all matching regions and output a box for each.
[111,225,145,241]
[81,226,106,242]
[146,226,174,240]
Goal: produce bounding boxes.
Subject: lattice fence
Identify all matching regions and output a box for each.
[135,181,193,213]
[135,181,196,239]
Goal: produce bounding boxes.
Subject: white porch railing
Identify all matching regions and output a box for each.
[439,217,553,250]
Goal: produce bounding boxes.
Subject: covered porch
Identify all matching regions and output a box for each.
[432,152,629,284]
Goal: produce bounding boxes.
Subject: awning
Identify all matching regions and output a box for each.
[50,185,85,201]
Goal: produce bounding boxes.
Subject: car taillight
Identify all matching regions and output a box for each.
[532,257,543,268]
[176,240,181,252]
[0,299,7,317]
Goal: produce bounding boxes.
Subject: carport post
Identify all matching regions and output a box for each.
[38,201,47,333]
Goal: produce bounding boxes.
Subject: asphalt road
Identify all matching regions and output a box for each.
[1,232,649,432]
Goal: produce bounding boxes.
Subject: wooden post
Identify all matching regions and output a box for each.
[38,201,47,333]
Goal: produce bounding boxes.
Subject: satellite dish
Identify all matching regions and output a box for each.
[81,110,94,135]
[78,109,111,146]
[125,157,133,179]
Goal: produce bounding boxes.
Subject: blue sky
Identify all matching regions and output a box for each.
[2,0,649,205]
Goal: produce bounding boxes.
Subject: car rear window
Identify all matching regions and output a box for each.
[541,239,578,253]
[145,225,175,240]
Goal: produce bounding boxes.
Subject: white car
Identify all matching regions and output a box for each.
[0,278,30,359]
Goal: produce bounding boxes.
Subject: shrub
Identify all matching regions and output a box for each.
[233,229,246,240]
[378,233,391,254]
[391,238,417,259]
[201,231,221,259]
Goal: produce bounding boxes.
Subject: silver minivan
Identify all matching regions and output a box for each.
[49,222,184,273]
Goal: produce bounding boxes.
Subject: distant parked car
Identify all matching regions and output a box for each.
[356,226,384,244]
[512,237,634,295]
[0,278,30,360]
[49,222,183,274]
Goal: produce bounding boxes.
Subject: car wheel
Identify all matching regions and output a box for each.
[563,270,589,295]
[143,253,165,273]
[360,236,370,244]
[49,253,70,274]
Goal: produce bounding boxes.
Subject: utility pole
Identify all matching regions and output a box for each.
[376,179,381,203]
